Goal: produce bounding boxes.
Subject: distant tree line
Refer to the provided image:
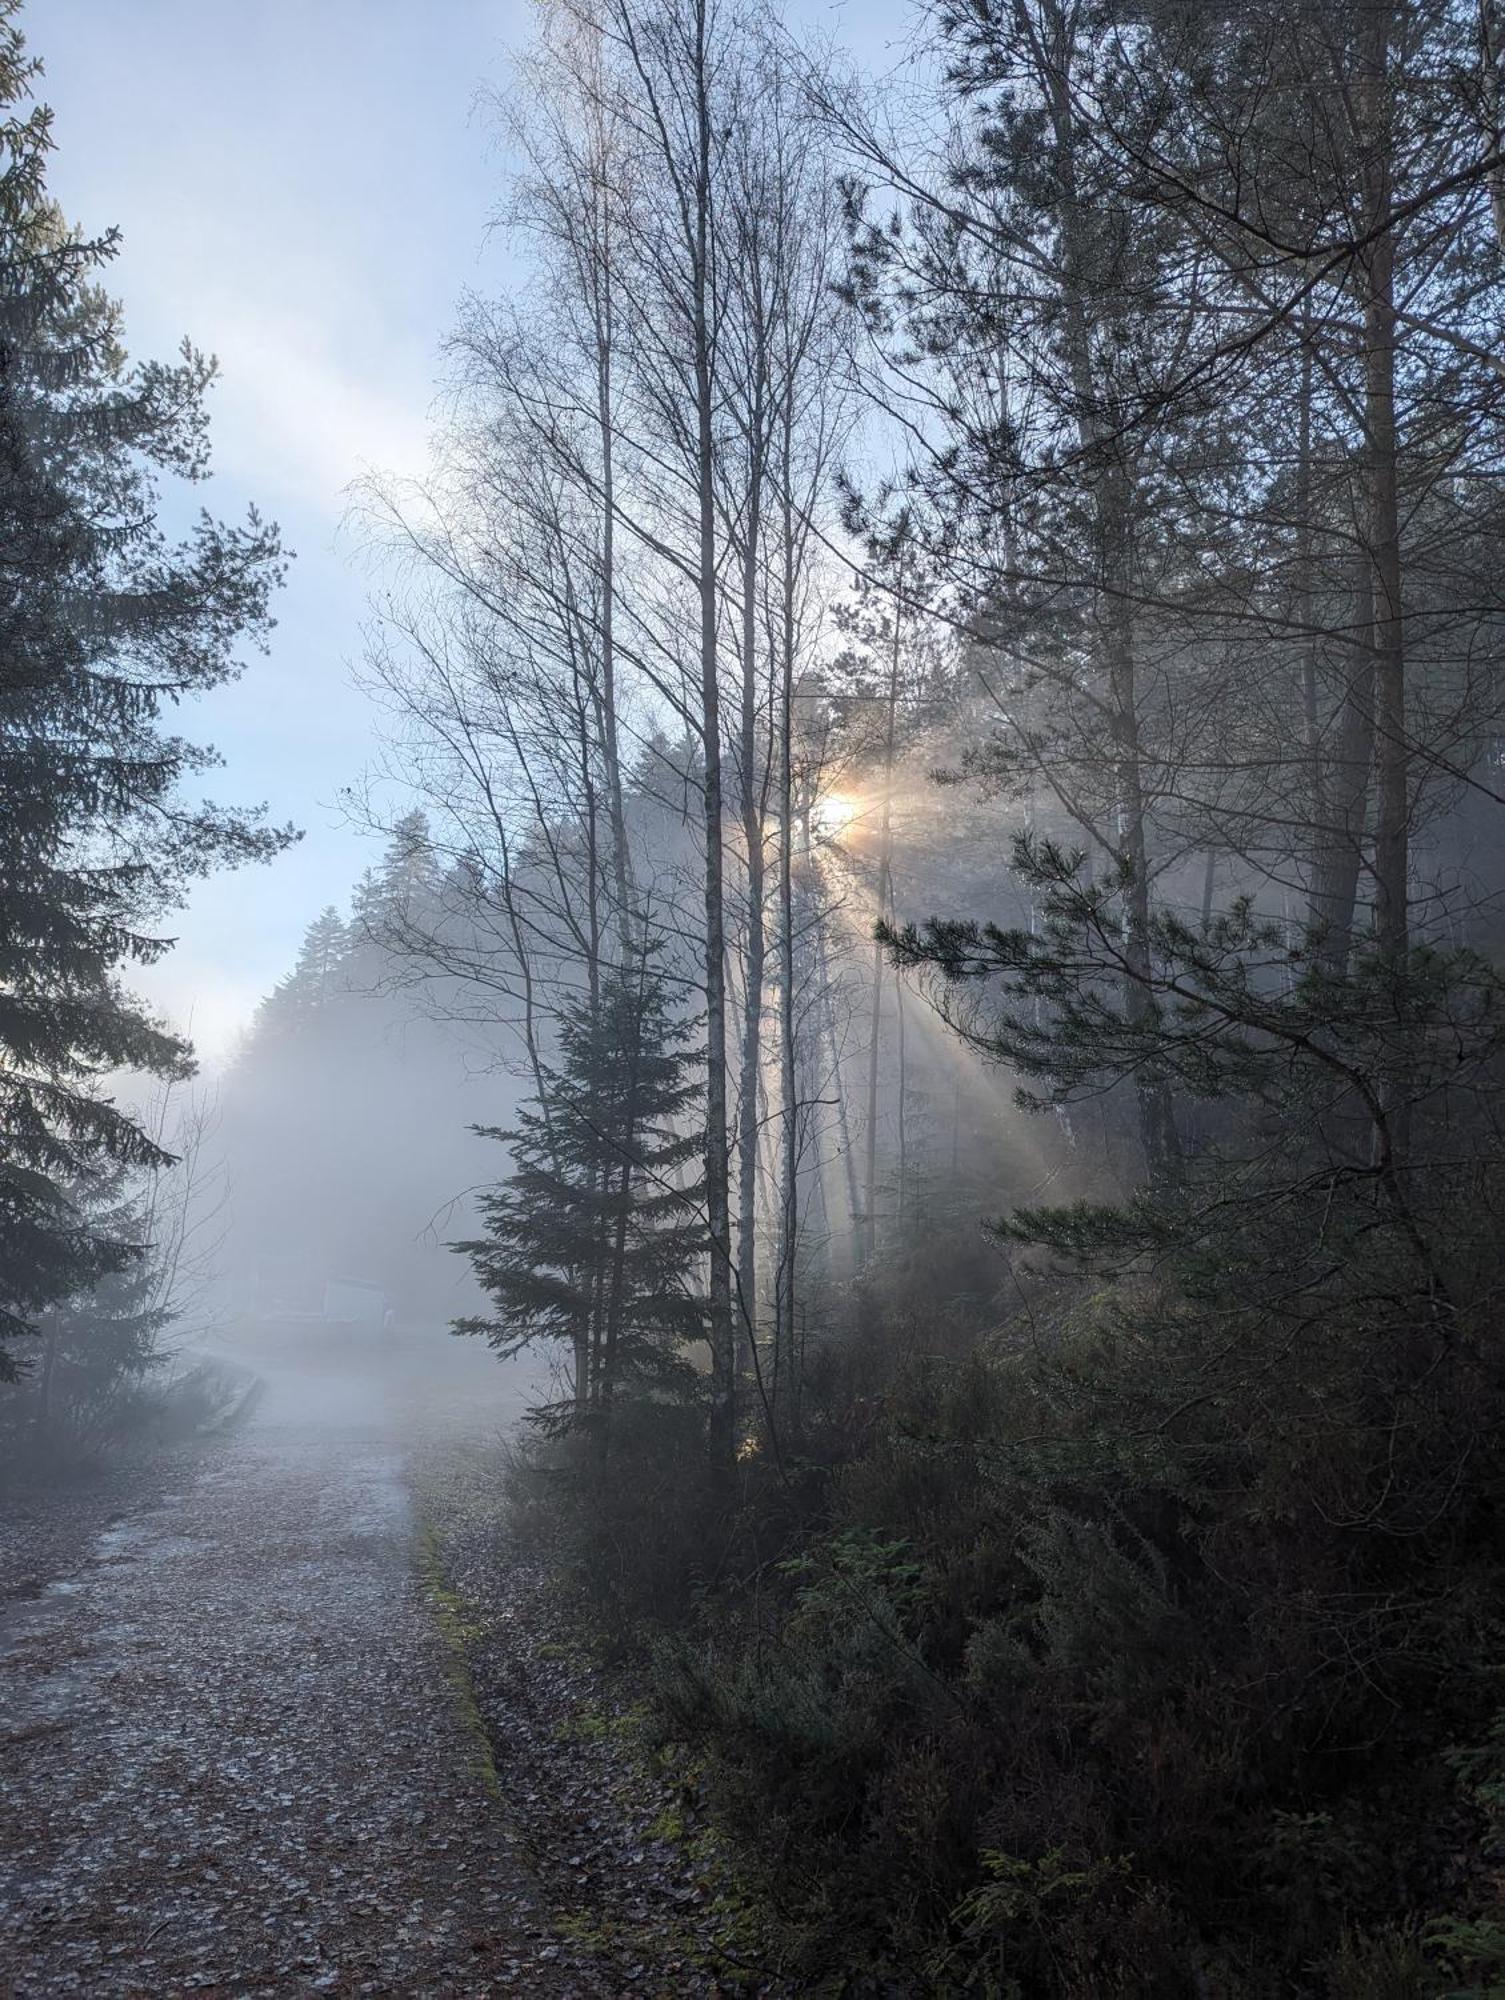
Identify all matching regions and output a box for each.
[217,812,513,1326]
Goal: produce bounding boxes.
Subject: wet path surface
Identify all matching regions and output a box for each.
[0,1337,584,1997]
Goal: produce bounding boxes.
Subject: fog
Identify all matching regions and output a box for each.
[9,0,1505,1991]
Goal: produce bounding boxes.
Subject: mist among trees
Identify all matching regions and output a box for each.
[7,0,1505,1992]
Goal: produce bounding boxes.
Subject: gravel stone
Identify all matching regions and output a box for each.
[0,1336,611,1997]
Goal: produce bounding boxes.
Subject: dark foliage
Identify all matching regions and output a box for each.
[454,952,707,1431]
[0,3,290,1373]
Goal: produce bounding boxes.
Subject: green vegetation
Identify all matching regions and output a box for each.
[501,882,1505,1989]
[0,0,286,1406]
[416,1522,502,1802]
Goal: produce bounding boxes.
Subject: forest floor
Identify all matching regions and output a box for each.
[0,1330,771,1998]
[418,1453,794,1999]
[0,1355,262,1608]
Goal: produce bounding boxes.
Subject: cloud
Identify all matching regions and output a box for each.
[193,297,437,514]
[29,0,508,1050]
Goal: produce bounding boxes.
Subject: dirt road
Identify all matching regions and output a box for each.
[0,1333,599,1997]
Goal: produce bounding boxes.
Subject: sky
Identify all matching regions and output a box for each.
[32,0,913,1068]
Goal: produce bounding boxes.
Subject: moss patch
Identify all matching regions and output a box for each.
[415,1517,501,1801]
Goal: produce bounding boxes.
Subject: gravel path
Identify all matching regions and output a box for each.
[0,1335,606,1997]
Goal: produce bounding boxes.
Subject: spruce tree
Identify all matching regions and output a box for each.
[255,907,349,1033]
[453,955,706,1432]
[0,8,290,1373]
[348,811,443,976]
[22,1168,173,1446]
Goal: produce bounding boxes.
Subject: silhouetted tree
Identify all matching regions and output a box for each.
[0,7,289,1375]
[454,951,705,1434]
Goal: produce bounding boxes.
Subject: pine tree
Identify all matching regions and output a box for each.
[882,832,1496,1318]
[255,907,349,1032]
[349,810,443,978]
[0,8,290,1374]
[453,955,705,1434]
[24,1168,173,1447]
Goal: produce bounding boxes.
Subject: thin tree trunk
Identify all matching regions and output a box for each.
[687,0,736,1467]
[861,588,902,1265]
[774,449,799,1422]
[815,918,861,1275]
[1295,317,1326,913]
[1361,2,1407,963]
[860,937,884,1268]
[596,274,635,959]
[735,353,768,1391]
[1310,559,1377,968]
[34,1308,60,1432]
[1038,0,1178,1184]
[1480,0,1505,249]
[1359,1,1413,1167]
[895,957,908,1229]
[599,958,646,1450]
[570,645,610,1409]
[1106,569,1180,1183]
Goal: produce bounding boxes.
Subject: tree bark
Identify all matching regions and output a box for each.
[685,0,736,1468]
[773,432,799,1423]
[1361,2,1407,962]
[1035,0,1180,1183]
[734,332,769,1389]
[861,584,902,1263]
[1309,558,1377,968]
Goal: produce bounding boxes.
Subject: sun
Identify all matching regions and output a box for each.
[812,790,863,841]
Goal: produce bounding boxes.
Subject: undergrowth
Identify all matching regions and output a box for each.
[504,1243,1505,1996]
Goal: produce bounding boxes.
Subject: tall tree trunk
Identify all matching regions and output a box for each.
[860,945,885,1268]
[687,0,736,1468]
[1037,0,1179,1183]
[599,959,646,1450]
[894,957,908,1228]
[570,638,610,1408]
[1105,568,1180,1183]
[774,455,799,1423]
[1295,318,1328,915]
[596,274,635,960]
[1361,2,1407,963]
[1480,0,1505,248]
[815,916,861,1275]
[861,590,901,1265]
[34,1307,60,1433]
[1358,1,1414,1168]
[735,357,768,1388]
[1309,559,1378,967]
